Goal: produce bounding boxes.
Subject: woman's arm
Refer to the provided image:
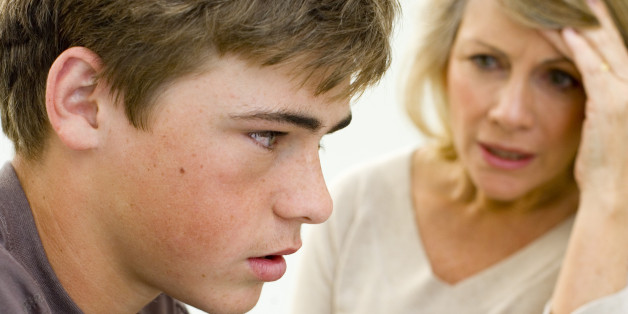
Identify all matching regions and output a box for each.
[547,0,628,312]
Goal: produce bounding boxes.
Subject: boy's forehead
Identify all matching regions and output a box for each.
[220,52,353,99]
[211,54,351,100]
[152,54,352,130]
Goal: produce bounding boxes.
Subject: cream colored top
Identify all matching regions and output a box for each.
[293,149,628,314]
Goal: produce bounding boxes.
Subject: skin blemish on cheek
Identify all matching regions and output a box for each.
[179,167,186,174]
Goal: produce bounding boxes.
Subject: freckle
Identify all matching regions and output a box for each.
[179,167,186,174]
[202,274,206,278]
[200,164,204,169]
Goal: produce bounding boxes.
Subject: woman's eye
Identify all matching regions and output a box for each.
[249,131,282,149]
[470,54,500,71]
[548,69,581,90]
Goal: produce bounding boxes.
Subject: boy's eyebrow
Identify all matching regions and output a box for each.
[329,113,352,134]
[230,110,352,134]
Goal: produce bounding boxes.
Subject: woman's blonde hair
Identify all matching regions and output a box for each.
[406,0,628,160]
[405,0,628,208]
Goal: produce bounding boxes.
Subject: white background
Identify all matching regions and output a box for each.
[0,0,424,313]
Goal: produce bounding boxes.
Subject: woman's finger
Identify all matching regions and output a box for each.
[579,0,628,78]
[540,29,575,61]
[562,28,608,93]
[587,0,621,36]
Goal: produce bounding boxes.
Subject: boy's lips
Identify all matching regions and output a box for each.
[247,247,299,282]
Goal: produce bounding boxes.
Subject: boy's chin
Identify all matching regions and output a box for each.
[186,284,264,314]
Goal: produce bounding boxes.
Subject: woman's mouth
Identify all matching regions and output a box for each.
[480,143,535,170]
[484,145,530,160]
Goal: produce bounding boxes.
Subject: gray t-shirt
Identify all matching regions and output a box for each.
[0,163,188,314]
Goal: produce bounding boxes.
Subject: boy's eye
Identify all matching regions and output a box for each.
[470,54,500,70]
[249,131,282,149]
[547,69,581,90]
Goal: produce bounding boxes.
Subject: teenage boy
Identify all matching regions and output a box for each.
[0,0,398,313]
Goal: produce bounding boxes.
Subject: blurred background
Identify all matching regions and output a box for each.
[0,0,424,313]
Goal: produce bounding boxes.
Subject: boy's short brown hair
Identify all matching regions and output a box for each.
[0,0,399,159]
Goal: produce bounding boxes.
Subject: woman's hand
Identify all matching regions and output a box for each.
[543,0,628,313]
[562,0,628,202]
[545,0,628,200]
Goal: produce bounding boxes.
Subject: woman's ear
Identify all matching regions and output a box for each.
[45,47,103,151]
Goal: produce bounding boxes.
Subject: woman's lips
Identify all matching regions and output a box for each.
[479,143,535,170]
[248,255,287,282]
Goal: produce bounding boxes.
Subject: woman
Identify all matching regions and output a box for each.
[293,0,628,313]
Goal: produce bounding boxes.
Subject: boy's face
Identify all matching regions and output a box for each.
[93,55,351,313]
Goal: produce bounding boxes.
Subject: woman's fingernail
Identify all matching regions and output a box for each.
[587,0,598,6]
[563,27,575,36]
[562,27,577,42]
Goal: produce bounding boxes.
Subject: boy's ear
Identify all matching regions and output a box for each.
[46,47,103,151]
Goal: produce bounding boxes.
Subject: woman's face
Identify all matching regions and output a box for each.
[447,0,586,201]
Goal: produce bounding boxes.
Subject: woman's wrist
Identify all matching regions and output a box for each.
[578,188,628,218]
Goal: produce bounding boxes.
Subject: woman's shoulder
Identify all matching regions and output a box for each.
[328,147,418,228]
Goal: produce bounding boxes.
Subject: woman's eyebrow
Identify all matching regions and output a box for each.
[467,39,508,59]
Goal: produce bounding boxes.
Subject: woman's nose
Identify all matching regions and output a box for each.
[488,76,535,131]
